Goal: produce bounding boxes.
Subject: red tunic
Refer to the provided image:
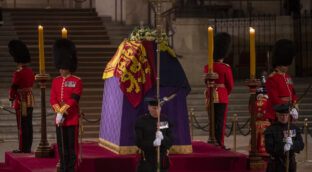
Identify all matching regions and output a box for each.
[265,71,297,120]
[9,66,35,110]
[249,97,270,156]
[204,62,234,103]
[50,75,83,126]
[254,97,270,120]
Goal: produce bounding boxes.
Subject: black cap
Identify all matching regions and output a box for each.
[271,39,295,68]
[8,40,31,63]
[144,97,158,106]
[213,32,232,60]
[273,103,293,114]
[53,39,77,73]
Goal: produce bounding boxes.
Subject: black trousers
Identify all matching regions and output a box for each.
[214,103,227,147]
[16,107,33,153]
[56,125,78,172]
[266,156,296,172]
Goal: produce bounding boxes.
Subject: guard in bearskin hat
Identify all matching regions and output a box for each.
[204,32,234,149]
[8,40,35,153]
[50,39,82,172]
[266,39,299,123]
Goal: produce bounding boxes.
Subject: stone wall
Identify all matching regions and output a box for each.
[95,0,149,25]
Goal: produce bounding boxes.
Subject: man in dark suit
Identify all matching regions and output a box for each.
[135,97,174,172]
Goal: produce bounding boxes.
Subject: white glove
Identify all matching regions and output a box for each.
[153,138,161,147]
[56,113,64,124]
[156,131,164,140]
[284,143,291,152]
[285,137,293,145]
[290,108,298,119]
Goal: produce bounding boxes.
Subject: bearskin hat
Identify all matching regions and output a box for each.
[53,39,77,73]
[271,39,296,68]
[8,40,31,63]
[213,32,232,60]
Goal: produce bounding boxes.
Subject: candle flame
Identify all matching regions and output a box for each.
[250,27,255,33]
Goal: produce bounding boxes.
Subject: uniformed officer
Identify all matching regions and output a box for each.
[266,39,298,123]
[8,40,35,153]
[50,39,82,172]
[204,32,234,148]
[135,97,174,172]
[249,78,270,156]
[264,103,304,172]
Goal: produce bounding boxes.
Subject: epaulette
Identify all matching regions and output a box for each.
[268,71,276,78]
[222,63,230,67]
[16,66,23,72]
[72,75,81,80]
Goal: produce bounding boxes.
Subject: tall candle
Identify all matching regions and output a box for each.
[249,27,256,79]
[208,27,214,72]
[62,27,67,39]
[38,25,45,74]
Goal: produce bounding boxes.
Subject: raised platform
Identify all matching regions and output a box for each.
[0,141,265,172]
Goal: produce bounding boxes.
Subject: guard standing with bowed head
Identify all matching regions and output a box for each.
[266,39,299,123]
[8,40,35,153]
[204,32,234,149]
[264,103,304,172]
[50,39,82,172]
[135,97,174,172]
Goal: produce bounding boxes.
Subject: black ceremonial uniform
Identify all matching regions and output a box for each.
[264,122,304,172]
[135,113,174,172]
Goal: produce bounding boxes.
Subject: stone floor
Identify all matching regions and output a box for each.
[0,135,311,171]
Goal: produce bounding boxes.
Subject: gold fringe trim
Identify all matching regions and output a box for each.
[53,104,61,113]
[98,138,193,155]
[169,145,193,154]
[98,138,138,154]
[60,104,70,114]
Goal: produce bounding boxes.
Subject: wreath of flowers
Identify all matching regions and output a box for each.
[129,26,168,43]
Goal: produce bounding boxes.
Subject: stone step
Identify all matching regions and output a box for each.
[13,20,104,25]
[11,52,114,58]
[0,61,109,68]
[0,56,111,63]
[18,34,110,40]
[4,8,97,12]
[25,45,117,51]
[8,11,98,16]
[17,29,108,35]
[83,125,100,132]
[0,66,106,72]
[11,15,101,20]
[0,9,119,140]
[14,25,108,31]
